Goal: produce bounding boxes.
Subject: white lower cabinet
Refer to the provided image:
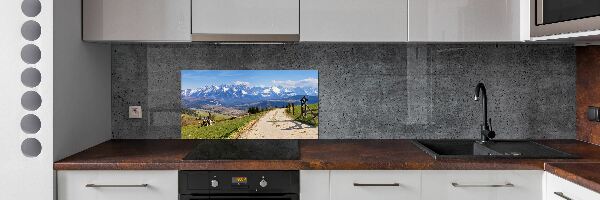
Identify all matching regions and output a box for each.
[301,170,545,200]
[56,170,600,200]
[421,170,543,200]
[330,170,421,200]
[57,170,178,200]
[545,172,600,200]
[301,170,331,200]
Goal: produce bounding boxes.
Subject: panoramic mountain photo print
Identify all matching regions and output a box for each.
[181,70,319,139]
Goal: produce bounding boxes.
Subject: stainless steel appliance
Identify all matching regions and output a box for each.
[532,0,600,37]
[179,171,299,200]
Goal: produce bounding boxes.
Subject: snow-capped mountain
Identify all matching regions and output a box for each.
[181,84,318,109]
[182,84,318,99]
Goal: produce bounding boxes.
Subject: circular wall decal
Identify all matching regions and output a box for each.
[20,114,41,134]
[21,44,41,64]
[21,91,42,111]
[21,68,41,88]
[21,138,42,157]
[21,20,41,41]
[21,0,41,17]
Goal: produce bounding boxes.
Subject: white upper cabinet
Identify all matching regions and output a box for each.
[300,0,408,42]
[80,0,534,42]
[83,0,191,42]
[191,0,300,41]
[409,0,530,42]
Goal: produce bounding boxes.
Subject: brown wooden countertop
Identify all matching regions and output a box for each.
[54,139,600,171]
[54,139,600,194]
[545,162,600,194]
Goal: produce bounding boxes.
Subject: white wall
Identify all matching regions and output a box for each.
[1,0,110,198]
[53,0,111,161]
[0,0,54,199]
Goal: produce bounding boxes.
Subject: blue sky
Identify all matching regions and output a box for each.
[181,70,318,90]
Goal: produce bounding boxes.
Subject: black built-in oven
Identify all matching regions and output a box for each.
[533,0,600,37]
[179,171,299,200]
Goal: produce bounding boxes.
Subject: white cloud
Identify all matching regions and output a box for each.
[233,81,251,86]
[272,78,318,88]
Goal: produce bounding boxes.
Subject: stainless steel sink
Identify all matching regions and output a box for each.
[412,140,577,160]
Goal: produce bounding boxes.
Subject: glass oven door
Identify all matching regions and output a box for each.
[180,194,299,200]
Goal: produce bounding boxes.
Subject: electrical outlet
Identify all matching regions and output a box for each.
[129,106,142,119]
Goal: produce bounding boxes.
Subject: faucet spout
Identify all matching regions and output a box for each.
[474,83,495,142]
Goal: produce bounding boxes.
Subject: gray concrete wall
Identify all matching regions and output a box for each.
[111,43,576,139]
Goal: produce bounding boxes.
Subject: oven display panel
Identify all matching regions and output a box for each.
[232,177,248,185]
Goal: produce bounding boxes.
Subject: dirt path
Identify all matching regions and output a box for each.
[237,108,318,139]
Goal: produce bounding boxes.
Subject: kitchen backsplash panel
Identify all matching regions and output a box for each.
[112,44,576,139]
[576,46,600,145]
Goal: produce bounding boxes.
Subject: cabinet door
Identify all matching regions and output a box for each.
[301,0,408,42]
[409,0,529,42]
[421,170,542,200]
[83,0,191,41]
[192,0,299,37]
[545,172,600,200]
[330,170,420,200]
[57,170,178,200]
[300,170,330,200]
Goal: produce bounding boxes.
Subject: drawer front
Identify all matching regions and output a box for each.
[57,170,178,200]
[300,170,330,200]
[545,172,600,200]
[330,170,420,200]
[422,170,543,200]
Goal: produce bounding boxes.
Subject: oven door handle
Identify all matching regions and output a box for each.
[179,196,209,200]
[180,194,298,200]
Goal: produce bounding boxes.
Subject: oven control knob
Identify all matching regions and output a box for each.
[211,180,219,188]
[259,179,268,188]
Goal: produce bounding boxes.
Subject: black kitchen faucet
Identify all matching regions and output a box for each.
[474,83,495,142]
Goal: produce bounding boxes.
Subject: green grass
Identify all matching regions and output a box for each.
[181,110,233,127]
[286,103,319,126]
[181,113,263,139]
[194,110,232,121]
